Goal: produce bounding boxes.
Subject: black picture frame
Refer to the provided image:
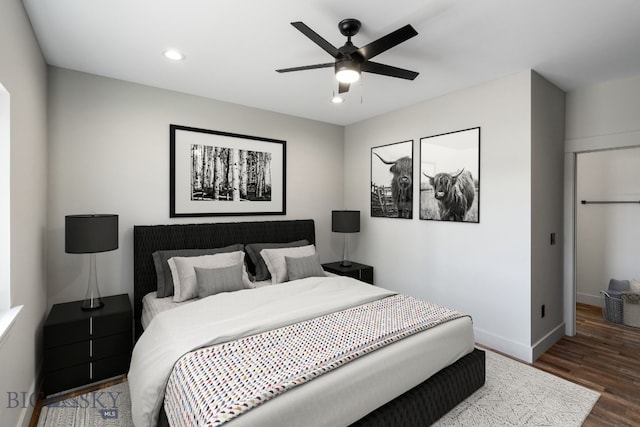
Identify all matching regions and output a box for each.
[371,140,414,219]
[170,124,286,217]
[419,127,480,223]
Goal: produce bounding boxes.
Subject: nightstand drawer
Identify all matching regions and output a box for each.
[44,363,90,396]
[93,332,132,359]
[93,353,131,380]
[44,313,131,348]
[44,332,133,371]
[43,353,130,396]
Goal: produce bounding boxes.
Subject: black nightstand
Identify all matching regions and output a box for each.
[322,262,374,285]
[43,294,133,396]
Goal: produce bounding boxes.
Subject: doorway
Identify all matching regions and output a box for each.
[565,145,640,335]
[576,147,640,305]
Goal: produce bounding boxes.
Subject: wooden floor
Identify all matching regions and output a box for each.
[30,303,639,426]
[534,303,640,427]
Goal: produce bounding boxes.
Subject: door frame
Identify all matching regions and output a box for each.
[564,133,640,336]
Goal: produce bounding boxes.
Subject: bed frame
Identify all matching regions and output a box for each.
[133,219,485,426]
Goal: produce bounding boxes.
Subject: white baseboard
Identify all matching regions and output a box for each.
[532,322,565,361]
[473,327,533,363]
[16,376,37,427]
[576,292,602,307]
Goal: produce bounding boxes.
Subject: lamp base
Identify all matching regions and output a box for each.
[81,298,104,311]
[81,253,104,311]
[340,260,353,268]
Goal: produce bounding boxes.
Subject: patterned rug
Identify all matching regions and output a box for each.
[37,350,599,427]
[434,350,600,426]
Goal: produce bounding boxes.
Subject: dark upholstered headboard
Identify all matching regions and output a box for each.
[133,219,315,338]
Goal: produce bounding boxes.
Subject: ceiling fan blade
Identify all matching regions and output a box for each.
[361,61,419,80]
[291,22,341,58]
[357,24,418,60]
[338,81,351,94]
[276,63,334,73]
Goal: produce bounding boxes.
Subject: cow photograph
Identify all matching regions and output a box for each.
[371,140,413,219]
[420,128,480,223]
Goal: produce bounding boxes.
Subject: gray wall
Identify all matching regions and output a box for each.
[0,0,48,426]
[46,67,345,307]
[530,72,565,358]
[344,71,550,361]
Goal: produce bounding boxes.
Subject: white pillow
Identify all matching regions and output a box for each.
[261,244,317,284]
[169,251,251,302]
[631,279,640,292]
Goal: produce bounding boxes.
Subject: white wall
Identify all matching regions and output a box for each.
[345,71,537,361]
[0,1,49,426]
[530,72,565,358]
[566,74,640,143]
[576,147,640,305]
[564,73,640,319]
[47,67,345,306]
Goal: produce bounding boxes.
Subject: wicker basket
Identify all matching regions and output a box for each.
[601,290,624,324]
[622,293,640,328]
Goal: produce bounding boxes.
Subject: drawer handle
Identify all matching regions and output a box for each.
[89,340,93,358]
[89,317,93,336]
[89,362,93,380]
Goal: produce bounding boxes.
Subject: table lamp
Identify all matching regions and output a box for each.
[332,210,360,267]
[65,214,118,310]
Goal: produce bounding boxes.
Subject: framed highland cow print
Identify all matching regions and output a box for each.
[170,124,286,217]
[420,127,480,223]
[371,140,413,219]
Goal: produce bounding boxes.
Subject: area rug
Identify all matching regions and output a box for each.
[37,350,599,427]
[434,350,600,426]
[36,382,131,427]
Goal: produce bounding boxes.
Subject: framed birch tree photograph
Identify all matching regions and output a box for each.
[170,124,286,217]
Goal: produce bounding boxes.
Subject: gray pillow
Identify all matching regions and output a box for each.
[152,244,244,297]
[608,278,630,291]
[285,253,325,282]
[245,240,309,281]
[195,264,245,298]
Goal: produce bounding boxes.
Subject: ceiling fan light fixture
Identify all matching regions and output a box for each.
[335,59,360,84]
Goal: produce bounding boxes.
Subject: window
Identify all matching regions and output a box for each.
[0,81,10,309]
[0,81,19,347]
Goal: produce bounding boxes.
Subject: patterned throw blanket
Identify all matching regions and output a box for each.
[164,294,467,426]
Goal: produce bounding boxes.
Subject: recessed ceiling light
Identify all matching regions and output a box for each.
[163,49,185,61]
[331,95,344,104]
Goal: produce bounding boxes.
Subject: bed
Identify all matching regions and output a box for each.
[130,219,485,426]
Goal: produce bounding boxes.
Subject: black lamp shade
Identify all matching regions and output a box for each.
[332,210,360,233]
[65,214,119,254]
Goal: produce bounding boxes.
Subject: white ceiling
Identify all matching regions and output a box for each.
[22,0,640,126]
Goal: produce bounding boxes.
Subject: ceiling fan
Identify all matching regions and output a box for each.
[276,19,419,94]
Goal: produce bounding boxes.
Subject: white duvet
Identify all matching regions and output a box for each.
[128,276,396,427]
